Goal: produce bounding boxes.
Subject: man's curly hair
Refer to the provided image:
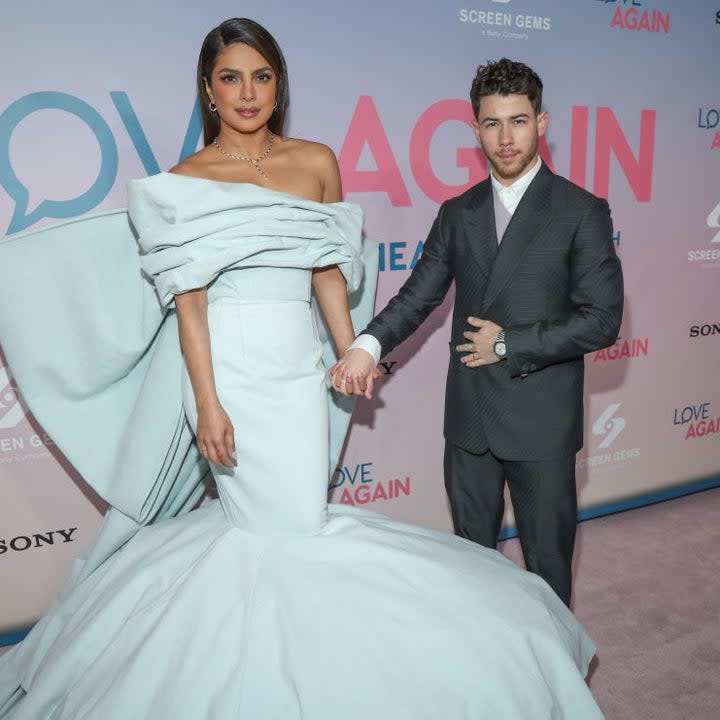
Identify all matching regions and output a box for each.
[470,58,543,118]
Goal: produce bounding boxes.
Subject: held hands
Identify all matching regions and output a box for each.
[457,317,502,368]
[329,348,381,399]
[196,400,237,467]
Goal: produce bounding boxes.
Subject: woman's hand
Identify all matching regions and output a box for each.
[196,400,237,467]
[174,287,235,465]
[330,348,380,399]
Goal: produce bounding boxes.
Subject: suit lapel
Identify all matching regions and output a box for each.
[481,164,555,313]
[461,180,497,279]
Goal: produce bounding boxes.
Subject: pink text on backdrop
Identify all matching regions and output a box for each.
[338,96,656,204]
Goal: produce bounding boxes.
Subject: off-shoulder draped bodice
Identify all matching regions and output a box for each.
[127,174,365,306]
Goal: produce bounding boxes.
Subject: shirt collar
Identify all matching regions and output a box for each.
[490,156,543,200]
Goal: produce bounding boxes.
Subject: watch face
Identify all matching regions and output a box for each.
[495,341,507,357]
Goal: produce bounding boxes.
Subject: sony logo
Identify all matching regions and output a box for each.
[689,323,720,337]
[0,528,77,553]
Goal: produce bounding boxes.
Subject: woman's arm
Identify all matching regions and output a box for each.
[312,267,355,356]
[310,146,356,356]
[312,147,379,397]
[175,288,236,467]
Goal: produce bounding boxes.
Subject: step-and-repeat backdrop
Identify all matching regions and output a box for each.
[1,1,719,641]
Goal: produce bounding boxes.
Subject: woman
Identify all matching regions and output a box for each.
[170,19,364,479]
[0,18,604,719]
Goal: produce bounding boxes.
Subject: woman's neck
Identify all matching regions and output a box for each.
[214,127,274,158]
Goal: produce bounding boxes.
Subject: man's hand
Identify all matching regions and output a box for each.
[456,316,502,368]
[329,348,380,399]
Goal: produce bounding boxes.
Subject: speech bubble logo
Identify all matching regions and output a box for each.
[0,91,118,234]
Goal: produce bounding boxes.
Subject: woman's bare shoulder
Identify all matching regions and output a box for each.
[278,136,337,167]
[288,138,339,185]
[277,137,340,201]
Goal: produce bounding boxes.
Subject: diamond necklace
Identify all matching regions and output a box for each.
[213,132,276,180]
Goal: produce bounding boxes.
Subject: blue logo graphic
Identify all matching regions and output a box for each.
[0,91,202,234]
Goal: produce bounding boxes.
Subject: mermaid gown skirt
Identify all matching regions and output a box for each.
[0,177,605,718]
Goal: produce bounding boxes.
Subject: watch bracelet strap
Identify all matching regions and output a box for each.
[495,329,507,359]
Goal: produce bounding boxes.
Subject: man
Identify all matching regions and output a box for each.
[333,58,623,606]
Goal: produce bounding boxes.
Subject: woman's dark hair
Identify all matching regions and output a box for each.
[470,58,543,118]
[197,18,289,145]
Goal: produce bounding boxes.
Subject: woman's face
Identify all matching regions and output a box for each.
[205,43,277,135]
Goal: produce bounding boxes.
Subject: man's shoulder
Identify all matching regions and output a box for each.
[442,178,491,213]
[548,171,607,209]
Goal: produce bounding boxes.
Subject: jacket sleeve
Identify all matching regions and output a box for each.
[362,202,454,357]
[505,198,624,377]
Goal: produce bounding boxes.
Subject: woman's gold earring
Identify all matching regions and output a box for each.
[209,102,217,113]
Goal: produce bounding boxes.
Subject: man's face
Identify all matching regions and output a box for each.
[473,93,548,186]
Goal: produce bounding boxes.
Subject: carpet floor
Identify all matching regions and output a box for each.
[500,487,720,719]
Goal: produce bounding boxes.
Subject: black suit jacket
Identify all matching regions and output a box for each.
[363,163,623,460]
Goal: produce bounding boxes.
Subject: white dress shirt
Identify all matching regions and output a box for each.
[349,157,543,364]
[491,155,542,215]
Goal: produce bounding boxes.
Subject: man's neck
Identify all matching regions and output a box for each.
[491,155,541,188]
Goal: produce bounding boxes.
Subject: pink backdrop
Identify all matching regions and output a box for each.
[1,0,719,643]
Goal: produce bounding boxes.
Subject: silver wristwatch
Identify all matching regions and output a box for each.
[493,329,507,360]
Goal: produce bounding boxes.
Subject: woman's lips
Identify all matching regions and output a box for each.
[236,107,260,118]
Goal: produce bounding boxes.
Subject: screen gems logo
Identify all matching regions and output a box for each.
[0,358,54,462]
[708,200,720,244]
[458,2,551,41]
[578,402,640,470]
[0,364,27,430]
[688,199,720,265]
[592,403,625,448]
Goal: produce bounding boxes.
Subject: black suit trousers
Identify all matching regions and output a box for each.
[443,443,577,606]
